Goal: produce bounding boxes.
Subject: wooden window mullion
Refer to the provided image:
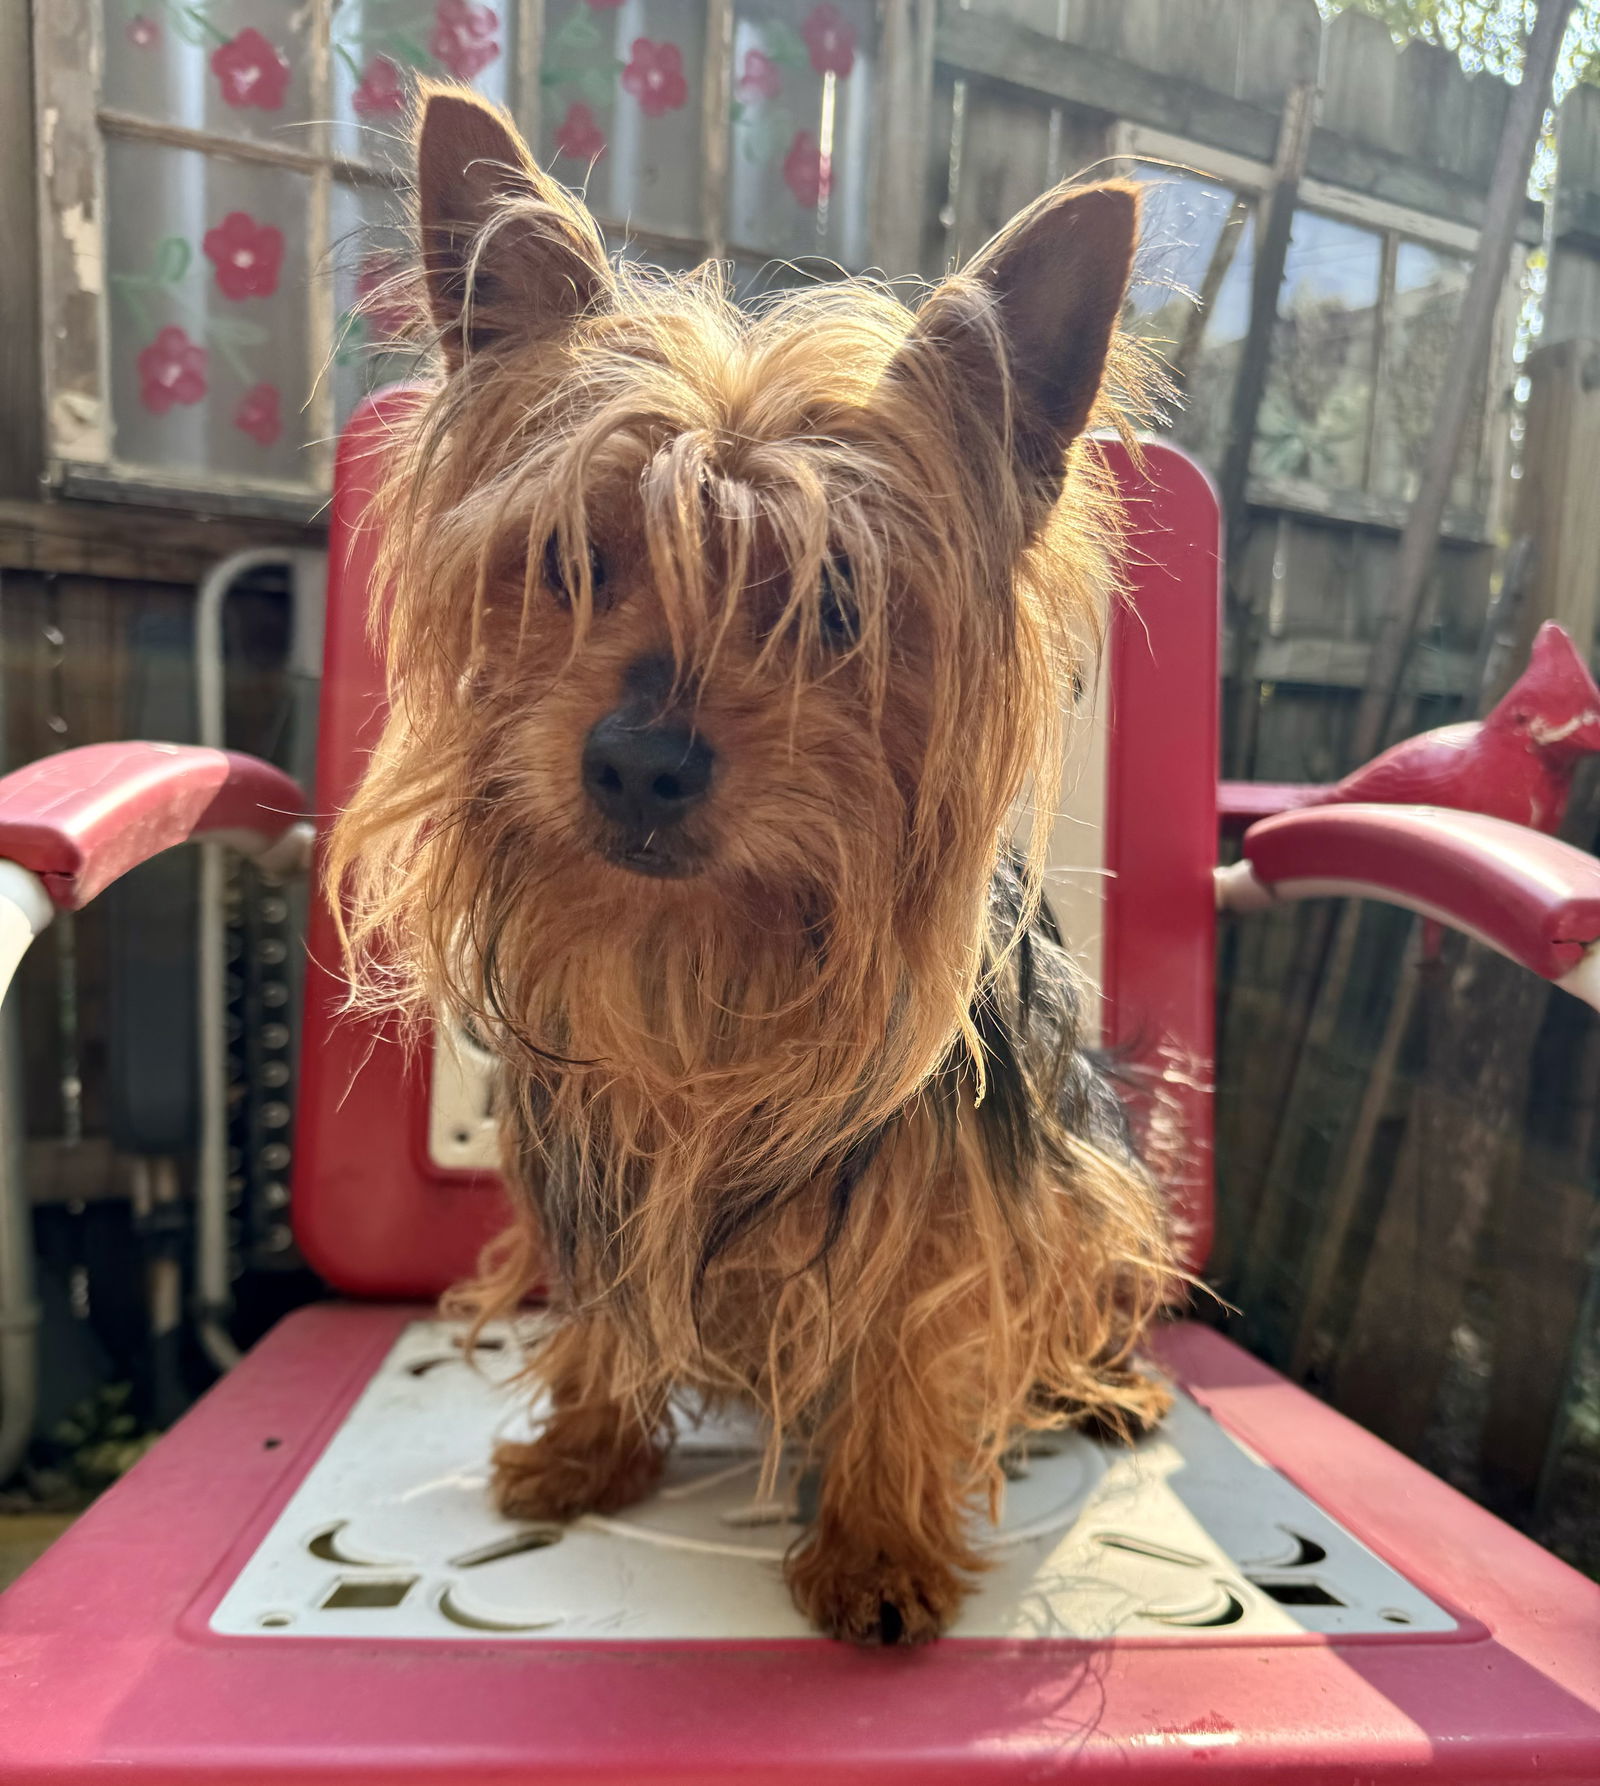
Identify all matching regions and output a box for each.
[37,0,111,476]
[700,0,735,262]
[1363,229,1399,496]
[307,0,336,488]
[516,0,547,147]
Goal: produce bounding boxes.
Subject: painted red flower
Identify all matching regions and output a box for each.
[352,54,406,116]
[355,251,413,341]
[234,383,282,447]
[137,327,208,415]
[126,14,160,48]
[783,129,830,208]
[203,211,285,301]
[211,27,292,110]
[621,38,688,118]
[430,1,500,80]
[801,3,856,77]
[554,102,607,162]
[735,48,782,104]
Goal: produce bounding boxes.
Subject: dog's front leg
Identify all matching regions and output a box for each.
[785,1347,984,1646]
[490,1317,669,1522]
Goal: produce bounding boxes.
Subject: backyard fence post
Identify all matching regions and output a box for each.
[1498,340,1600,691]
[1349,0,1579,766]
[1332,336,1600,1462]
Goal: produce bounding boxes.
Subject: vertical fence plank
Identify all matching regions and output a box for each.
[942,80,1054,265]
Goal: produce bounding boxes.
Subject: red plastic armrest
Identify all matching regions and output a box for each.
[1218,780,1315,833]
[1219,804,1600,1007]
[0,742,307,910]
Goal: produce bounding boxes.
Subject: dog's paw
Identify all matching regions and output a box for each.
[489,1432,664,1523]
[1080,1369,1174,1445]
[1047,1366,1174,1446]
[785,1538,965,1647]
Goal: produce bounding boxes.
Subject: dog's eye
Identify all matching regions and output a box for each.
[543,534,607,609]
[819,558,858,648]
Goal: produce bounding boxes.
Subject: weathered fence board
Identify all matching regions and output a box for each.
[943,81,1058,264]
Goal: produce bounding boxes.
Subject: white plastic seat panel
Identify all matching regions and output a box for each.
[212,1320,1452,1643]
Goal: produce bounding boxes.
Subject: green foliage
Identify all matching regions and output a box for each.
[1317,0,1600,94]
[44,1385,159,1500]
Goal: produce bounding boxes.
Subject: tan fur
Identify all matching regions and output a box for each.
[328,86,1177,1644]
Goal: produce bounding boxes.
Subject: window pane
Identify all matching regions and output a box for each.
[331,2,517,168]
[1171,211,1256,472]
[1253,211,1382,493]
[1371,241,1474,511]
[102,0,312,146]
[538,0,708,241]
[1126,167,1240,341]
[105,138,313,486]
[725,0,874,268]
[1126,166,1255,472]
[330,181,423,433]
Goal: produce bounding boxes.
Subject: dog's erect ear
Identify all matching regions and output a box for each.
[415,86,612,368]
[908,181,1138,480]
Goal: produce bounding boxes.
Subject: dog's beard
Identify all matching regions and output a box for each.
[469,826,907,1103]
[474,853,909,1335]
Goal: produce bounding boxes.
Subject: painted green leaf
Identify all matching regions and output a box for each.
[174,3,229,47]
[109,271,157,341]
[154,236,191,284]
[334,312,369,364]
[208,316,271,346]
[552,6,603,54]
[763,19,808,68]
[577,64,618,106]
[387,30,430,68]
[169,12,214,48]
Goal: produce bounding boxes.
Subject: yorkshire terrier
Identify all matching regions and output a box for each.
[330,86,1175,1645]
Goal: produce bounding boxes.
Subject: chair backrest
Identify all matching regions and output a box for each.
[292,391,1221,1296]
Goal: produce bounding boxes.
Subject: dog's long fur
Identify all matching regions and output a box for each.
[328,86,1176,1643]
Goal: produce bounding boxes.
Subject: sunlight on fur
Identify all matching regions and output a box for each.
[326,82,1179,1645]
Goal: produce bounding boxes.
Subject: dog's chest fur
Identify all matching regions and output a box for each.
[507,858,1134,1402]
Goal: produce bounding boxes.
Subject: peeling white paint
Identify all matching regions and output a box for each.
[1531,710,1600,748]
[41,104,56,181]
[60,202,102,297]
[51,389,108,463]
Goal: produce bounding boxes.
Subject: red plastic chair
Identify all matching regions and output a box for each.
[2,392,1599,1784]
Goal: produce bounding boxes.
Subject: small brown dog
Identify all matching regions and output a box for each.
[331,85,1174,1645]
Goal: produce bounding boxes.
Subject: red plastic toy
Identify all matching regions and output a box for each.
[1,399,1598,1784]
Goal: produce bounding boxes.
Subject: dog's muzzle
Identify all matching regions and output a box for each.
[582,699,714,877]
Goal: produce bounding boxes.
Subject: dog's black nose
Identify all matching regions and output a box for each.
[582,712,714,832]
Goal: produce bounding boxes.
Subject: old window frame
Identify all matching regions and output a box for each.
[1113,120,1523,545]
[35,0,901,520]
